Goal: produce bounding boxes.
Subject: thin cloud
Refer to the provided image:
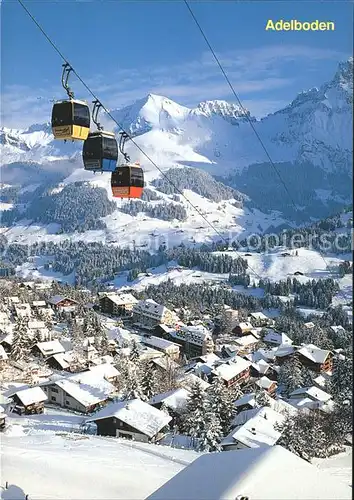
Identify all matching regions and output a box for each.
[1,44,347,129]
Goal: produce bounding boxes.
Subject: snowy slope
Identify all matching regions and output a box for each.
[1,433,200,499]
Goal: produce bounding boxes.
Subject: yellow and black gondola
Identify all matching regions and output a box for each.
[51,63,90,141]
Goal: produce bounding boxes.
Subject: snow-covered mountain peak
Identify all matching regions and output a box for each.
[328,57,353,93]
[108,93,190,136]
[194,99,250,121]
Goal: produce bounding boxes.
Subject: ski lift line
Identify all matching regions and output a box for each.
[183,0,330,271]
[16,0,269,282]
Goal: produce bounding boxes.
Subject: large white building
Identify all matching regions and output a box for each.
[132,299,179,329]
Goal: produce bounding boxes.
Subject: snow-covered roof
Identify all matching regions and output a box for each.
[304,321,315,329]
[212,357,251,382]
[87,399,171,437]
[289,386,332,403]
[48,295,78,305]
[28,320,47,330]
[234,392,256,408]
[234,334,259,347]
[88,363,120,380]
[298,344,331,364]
[149,388,189,411]
[12,386,47,406]
[102,292,138,306]
[256,376,276,390]
[195,353,220,365]
[236,321,253,330]
[223,406,285,448]
[49,351,78,369]
[274,344,295,358]
[134,299,166,317]
[263,330,293,345]
[32,300,47,307]
[54,370,116,407]
[146,445,352,500]
[0,344,8,360]
[251,358,271,375]
[330,325,346,334]
[36,340,65,356]
[250,312,269,321]
[178,373,210,391]
[173,324,213,345]
[151,356,180,371]
[142,335,180,351]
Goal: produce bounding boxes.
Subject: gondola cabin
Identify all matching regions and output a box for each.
[111,164,144,199]
[83,131,118,172]
[51,99,90,140]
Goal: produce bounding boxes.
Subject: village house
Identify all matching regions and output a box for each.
[27,320,50,341]
[149,387,190,420]
[250,359,278,381]
[249,312,273,328]
[274,344,296,365]
[32,340,66,358]
[141,335,180,360]
[297,344,333,373]
[233,334,259,355]
[46,350,83,372]
[132,299,179,329]
[99,292,138,317]
[211,357,251,388]
[287,386,333,411]
[8,386,47,415]
[232,321,253,336]
[221,406,285,451]
[41,368,117,413]
[255,376,277,396]
[86,398,172,443]
[168,324,214,358]
[263,330,293,346]
[47,295,79,313]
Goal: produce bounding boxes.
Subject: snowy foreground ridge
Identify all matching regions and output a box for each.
[0,433,352,499]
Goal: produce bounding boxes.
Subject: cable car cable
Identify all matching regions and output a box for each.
[16,0,316,282]
[183,0,330,271]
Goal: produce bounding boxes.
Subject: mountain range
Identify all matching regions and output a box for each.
[0,57,352,249]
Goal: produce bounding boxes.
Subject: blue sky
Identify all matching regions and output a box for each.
[1,0,352,128]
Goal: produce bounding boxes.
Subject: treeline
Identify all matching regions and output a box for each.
[258,277,340,309]
[136,279,281,317]
[151,167,244,203]
[119,199,188,221]
[167,247,248,275]
[1,182,116,233]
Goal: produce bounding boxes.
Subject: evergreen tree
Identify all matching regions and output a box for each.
[276,411,328,461]
[124,363,146,401]
[254,389,271,408]
[129,340,140,363]
[278,356,304,396]
[183,382,208,446]
[139,361,158,400]
[198,410,223,452]
[208,376,235,434]
[11,317,30,361]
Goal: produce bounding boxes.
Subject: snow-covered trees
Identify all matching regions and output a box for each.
[10,317,31,361]
[254,389,271,408]
[277,408,349,461]
[208,376,235,434]
[183,382,208,446]
[330,355,353,403]
[139,361,158,401]
[129,340,140,363]
[199,411,223,452]
[278,356,304,396]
